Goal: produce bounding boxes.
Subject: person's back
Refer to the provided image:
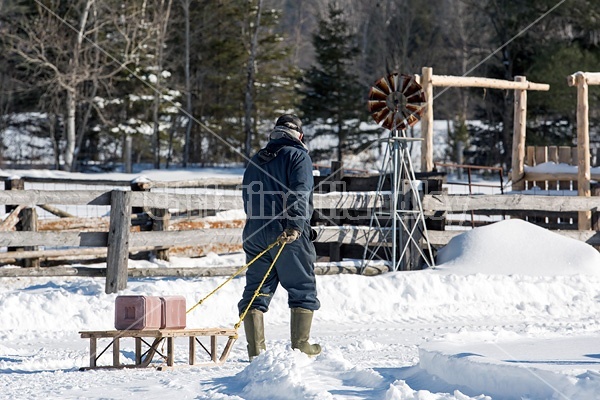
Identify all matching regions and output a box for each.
[238,114,321,361]
[242,141,314,248]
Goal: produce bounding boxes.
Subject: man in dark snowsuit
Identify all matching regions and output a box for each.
[238,114,321,360]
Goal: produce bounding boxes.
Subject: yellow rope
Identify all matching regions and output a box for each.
[234,242,287,330]
[186,240,281,315]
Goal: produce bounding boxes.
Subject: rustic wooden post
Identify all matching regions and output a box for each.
[329,161,343,262]
[421,67,434,172]
[512,76,527,191]
[152,208,170,261]
[568,73,592,230]
[5,177,25,259]
[21,207,39,268]
[106,190,131,294]
[4,177,24,212]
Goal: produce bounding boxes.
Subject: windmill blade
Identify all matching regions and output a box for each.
[368,85,388,101]
[367,99,387,113]
[374,76,393,95]
[387,73,400,92]
[372,108,392,126]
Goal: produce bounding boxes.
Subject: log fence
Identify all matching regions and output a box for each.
[0,172,401,292]
[0,171,600,291]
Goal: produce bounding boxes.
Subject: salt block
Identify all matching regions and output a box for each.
[160,296,187,329]
[115,295,162,330]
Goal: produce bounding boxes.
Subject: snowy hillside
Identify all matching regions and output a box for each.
[2,218,600,399]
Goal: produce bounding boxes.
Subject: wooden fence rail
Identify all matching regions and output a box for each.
[422,194,600,212]
[0,190,388,210]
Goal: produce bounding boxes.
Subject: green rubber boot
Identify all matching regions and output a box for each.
[243,309,266,361]
[290,307,321,356]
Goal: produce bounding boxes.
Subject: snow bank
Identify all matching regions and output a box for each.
[4,250,600,334]
[417,331,600,400]
[229,347,383,400]
[436,219,600,276]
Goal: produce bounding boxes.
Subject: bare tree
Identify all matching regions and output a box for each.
[5,0,156,170]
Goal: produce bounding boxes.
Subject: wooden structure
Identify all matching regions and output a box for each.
[79,328,237,370]
[567,72,600,230]
[0,175,403,290]
[418,67,550,174]
[1,151,599,282]
[0,168,446,282]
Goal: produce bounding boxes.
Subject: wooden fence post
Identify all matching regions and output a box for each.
[512,76,527,191]
[330,161,344,192]
[568,72,592,229]
[5,177,26,261]
[421,67,434,173]
[106,190,131,294]
[131,179,151,215]
[328,161,343,262]
[152,208,170,261]
[5,177,24,214]
[576,74,591,230]
[21,207,39,268]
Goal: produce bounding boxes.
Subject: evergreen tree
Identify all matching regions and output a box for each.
[252,6,300,149]
[298,2,366,163]
[165,0,297,164]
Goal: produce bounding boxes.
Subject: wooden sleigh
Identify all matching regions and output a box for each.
[79,328,237,370]
[78,238,285,371]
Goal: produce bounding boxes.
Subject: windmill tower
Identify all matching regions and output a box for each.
[363,73,435,271]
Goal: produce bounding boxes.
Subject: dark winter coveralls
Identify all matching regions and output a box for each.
[237,137,320,314]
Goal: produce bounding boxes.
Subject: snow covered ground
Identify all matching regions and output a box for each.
[2,216,600,399]
[1,167,599,399]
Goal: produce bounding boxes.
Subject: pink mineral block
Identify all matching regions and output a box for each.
[160,296,187,329]
[114,295,162,330]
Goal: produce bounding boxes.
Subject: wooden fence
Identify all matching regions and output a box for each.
[0,174,399,293]
[2,171,600,293]
[521,145,600,191]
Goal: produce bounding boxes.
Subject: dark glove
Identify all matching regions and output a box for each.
[278,228,301,244]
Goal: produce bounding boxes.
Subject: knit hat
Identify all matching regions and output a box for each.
[275,114,303,135]
[269,114,307,150]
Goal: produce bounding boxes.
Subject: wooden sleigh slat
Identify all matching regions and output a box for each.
[79,328,238,370]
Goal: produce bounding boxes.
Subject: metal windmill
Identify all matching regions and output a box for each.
[362,72,435,271]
